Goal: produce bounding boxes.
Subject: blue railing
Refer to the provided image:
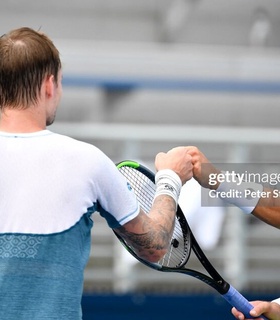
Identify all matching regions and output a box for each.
[63,75,280,94]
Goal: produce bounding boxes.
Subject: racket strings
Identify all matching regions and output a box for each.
[119,167,155,214]
[160,219,187,268]
[119,165,190,268]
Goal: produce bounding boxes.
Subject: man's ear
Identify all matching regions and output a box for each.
[45,75,55,98]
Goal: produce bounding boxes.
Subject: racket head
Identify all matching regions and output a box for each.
[115,160,192,270]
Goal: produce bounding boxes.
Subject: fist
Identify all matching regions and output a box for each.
[155,147,193,184]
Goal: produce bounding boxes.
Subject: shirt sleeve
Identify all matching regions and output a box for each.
[92,151,140,228]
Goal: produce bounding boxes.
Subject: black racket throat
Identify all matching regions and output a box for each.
[189,232,230,294]
[162,205,229,295]
[115,160,230,295]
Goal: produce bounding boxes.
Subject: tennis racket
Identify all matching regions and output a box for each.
[114,160,267,320]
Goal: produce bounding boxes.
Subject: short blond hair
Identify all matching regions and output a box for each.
[0,27,61,109]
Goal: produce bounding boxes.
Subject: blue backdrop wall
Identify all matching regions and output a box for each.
[82,292,279,320]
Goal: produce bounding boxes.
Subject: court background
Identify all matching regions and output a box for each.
[1,1,280,319]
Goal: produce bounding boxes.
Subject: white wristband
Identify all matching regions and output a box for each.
[154,169,182,206]
[216,175,263,214]
[272,298,280,305]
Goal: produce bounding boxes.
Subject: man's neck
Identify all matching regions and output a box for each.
[0,107,46,133]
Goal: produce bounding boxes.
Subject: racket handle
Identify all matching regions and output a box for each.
[222,285,268,320]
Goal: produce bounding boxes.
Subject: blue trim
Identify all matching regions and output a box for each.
[96,200,139,229]
[63,75,280,94]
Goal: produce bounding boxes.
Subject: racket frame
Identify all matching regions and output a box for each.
[115,160,267,320]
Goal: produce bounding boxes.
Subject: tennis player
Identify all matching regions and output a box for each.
[185,146,280,228]
[184,146,280,320]
[0,27,193,320]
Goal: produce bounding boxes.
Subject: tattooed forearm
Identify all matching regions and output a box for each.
[115,196,176,262]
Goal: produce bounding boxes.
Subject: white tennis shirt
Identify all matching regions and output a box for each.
[0,130,139,319]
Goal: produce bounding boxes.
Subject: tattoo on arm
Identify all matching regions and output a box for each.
[116,196,176,257]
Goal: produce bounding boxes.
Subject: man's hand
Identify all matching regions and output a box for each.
[155,146,193,184]
[184,146,221,189]
[232,301,280,320]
